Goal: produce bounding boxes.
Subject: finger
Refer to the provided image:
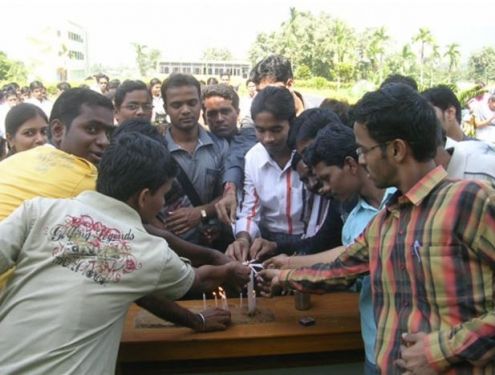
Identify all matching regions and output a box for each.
[402,332,421,344]
[228,202,237,224]
[215,203,230,225]
[249,241,262,260]
[234,244,245,262]
[240,244,249,262]
[394,359,408,370]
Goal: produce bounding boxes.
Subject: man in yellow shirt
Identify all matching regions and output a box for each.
[0,88,115,286]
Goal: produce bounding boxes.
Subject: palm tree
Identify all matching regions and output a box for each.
[412,27,435,87]
[367,27,390,83]
[444,43,461,81]
[400,44,416,75]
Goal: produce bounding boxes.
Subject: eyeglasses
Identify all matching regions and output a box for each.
[356,142,389,157]
[123,103,153,112]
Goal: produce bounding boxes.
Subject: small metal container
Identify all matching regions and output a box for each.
[294,290,311,310]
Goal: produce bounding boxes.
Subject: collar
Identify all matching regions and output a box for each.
[387,165,448,209]
[356,187,396,212]
[75,191,145,230]
[257,144,295,173]
[165,126,214,152]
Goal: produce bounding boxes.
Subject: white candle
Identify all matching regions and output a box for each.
[203,293,207,310]
[247,270,256,315]
[219,287,229,311]
[213,292,218,308]
[240,292,243,308]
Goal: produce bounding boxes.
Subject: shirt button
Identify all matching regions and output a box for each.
[403,301,409,307]
[400,264,406,270]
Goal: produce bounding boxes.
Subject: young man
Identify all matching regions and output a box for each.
[0,88,115,288]
[267,124,394,374]
[202,84,241,141]
[0,88,115,220]
[114,80,153,124]
[472,92,495,143]
[0,133,232,374]
[159,74,228,246]
[227,86,306,261]
[25,80,53,117]
[261,84,495,374]
[95,73,110,95]
[422,85,475,142]
[216,55,305,225]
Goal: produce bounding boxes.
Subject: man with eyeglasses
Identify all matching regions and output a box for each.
[114,80,153,125]
[260,84,495,374]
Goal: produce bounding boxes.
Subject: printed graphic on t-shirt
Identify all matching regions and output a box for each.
[47,214,140,285]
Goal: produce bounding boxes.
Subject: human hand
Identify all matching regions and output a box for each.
[249,238,278,261]
[164,207,201,235]
[395,332,437,374]
[257,269,282,297]
[193,308,231,332]
[215,186,237,225]
[225,237,250,262]
[263,254,290,269]
[225,261,251,290]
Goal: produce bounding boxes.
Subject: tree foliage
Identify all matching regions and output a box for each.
[468,47,495,83]
[201,47,233,61]
[0,51,28,83]
[248,9,493,89]
[132,43,161,77]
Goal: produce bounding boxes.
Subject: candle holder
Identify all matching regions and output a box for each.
[294,290,311,311]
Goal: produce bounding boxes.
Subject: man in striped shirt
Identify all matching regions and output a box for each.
[261,83,495,374]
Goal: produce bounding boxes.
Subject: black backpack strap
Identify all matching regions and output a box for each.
[175,164,203,207]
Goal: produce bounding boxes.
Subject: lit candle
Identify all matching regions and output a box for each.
[218,287,229,311]
[247,270,256,315]
[213,291,218,308]
[203,293,207,310]
[240,292,243,308]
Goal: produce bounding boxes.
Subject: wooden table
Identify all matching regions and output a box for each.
[118,293,363,374]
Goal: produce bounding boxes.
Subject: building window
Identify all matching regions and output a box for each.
[69,50,84,60]
[68,31,84,43]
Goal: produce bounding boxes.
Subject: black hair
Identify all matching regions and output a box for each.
[379,74,418,91]
[352,83,439,162]
[49,88,114,136]
[97,132,177,201]
[288,108,343,149]
[114,80,149,109]
[251,86,295,126]
[206,77,219,85]
[5,103,48,136]
[149,78,161,90]
[319,98,352,127]
[108,79,121,90]
[161,73,201,105]
[249,54,293,85]
[305,124,358,168]
[56,82,71,92]
[422,85,462,124]
[202,84,240,110]
[29,80,44,90]
[96,73,109,82]
[112,117,164,142]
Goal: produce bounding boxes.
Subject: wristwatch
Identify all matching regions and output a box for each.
[200,209,208,224]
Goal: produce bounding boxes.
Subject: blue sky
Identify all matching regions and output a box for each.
[3,0,494,66]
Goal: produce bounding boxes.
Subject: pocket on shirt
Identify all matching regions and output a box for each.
[418,245,480,308]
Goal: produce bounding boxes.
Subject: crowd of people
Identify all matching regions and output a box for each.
[0,53,495,374]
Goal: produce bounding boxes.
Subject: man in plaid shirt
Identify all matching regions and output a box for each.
[261,83,495,374]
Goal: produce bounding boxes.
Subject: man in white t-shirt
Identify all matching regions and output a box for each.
[0,133,232,374]
[473,93,495,143]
